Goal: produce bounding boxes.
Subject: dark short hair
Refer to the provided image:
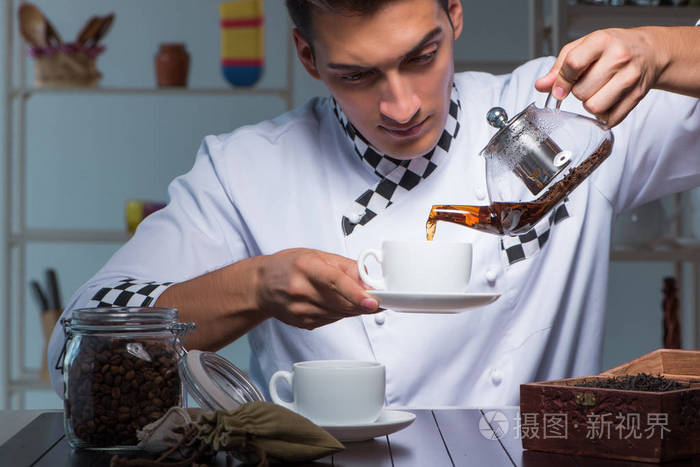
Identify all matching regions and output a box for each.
[286,0,450,45]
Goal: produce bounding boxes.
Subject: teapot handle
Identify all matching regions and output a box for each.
[544,92,562,111]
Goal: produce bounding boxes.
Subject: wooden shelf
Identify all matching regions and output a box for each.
[9,229,132,245]
[9,377,51,392]
[611,240,700,262]
[9,227,700,261]
[565,4,699,38]
[567,4,700,18]
[10,86,289,99]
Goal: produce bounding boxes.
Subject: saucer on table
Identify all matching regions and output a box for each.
[368,290,500,313]
[320,409,416,442]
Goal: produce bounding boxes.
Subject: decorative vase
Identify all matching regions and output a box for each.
[155,43,190,87]
[219,0,265,87]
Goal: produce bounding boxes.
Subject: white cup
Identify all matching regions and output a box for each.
[357,241,472,293]
[269,360,385,426]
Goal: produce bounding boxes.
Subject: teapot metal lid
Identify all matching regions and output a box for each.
[480,98,572,196]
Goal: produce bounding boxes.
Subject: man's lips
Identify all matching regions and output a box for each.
[380,116,429,138]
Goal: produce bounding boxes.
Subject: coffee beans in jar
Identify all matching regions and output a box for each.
[61,307,194,449]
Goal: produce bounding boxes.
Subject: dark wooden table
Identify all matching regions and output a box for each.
[1,408,699,466]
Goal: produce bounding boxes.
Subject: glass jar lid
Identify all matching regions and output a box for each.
[69,307,178,331]
[180,350,264,411]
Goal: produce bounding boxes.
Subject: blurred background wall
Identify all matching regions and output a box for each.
[0,0,697,408]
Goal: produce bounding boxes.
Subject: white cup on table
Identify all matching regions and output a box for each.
[269,360,385,426]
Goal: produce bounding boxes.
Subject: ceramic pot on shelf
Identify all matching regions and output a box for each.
[155,43,190,87]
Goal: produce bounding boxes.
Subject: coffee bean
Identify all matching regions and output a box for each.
[66,337,181,447]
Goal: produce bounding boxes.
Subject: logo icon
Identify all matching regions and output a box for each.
[479,410,510,440]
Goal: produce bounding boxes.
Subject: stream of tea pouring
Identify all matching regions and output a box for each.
[426,93,614,240]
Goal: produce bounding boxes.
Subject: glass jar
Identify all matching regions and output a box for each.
[61,307,193,449]
[60,306,265,450]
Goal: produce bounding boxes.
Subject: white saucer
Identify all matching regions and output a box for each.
[368,290,500,313]
[320,409,416,442]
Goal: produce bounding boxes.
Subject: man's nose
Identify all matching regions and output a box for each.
[379,73,420,124]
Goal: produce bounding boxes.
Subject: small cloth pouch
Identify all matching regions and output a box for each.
[111,402,344,467]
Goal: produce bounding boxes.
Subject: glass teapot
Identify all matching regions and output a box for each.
[427,95,614,239]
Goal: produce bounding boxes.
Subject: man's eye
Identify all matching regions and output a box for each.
[341,72,368,82]
[410,50,437,64]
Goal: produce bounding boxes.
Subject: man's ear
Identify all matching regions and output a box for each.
[293,28,321,80]
[448,0,463,40]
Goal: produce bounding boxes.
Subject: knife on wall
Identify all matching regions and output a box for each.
[45,268,62,311]
[30,280,49,313]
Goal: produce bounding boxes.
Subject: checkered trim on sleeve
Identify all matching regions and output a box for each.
[334,86,462,236]
[86,278,174,308]
[500,201,570,265]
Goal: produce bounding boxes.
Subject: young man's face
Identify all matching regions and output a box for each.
[295,0,463,159]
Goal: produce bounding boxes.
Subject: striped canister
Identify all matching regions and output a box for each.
[219,0,265,87]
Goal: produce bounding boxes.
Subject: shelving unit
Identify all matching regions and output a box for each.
[539,0,700,349]
[1,0,297,408]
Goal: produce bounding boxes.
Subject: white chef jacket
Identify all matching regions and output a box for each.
[49,57,700,406]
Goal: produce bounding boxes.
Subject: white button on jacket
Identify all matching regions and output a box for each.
[485,269,498,284]
[48,58,700,407]
[490,369,503,386]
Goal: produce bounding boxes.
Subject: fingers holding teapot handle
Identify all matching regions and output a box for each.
[535,36,587,98]
[536,28,658,127]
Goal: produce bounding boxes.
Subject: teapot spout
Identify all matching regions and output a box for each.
[426,204,503,240]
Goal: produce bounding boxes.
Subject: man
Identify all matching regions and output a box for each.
[49,0,699,406]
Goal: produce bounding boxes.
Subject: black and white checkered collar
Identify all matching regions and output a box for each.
[332,85,461,235]
[500,200,570,265]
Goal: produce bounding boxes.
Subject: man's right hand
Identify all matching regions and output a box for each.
[254,248,380,330]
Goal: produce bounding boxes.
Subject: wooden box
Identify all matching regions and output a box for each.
[520,349,700,463]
